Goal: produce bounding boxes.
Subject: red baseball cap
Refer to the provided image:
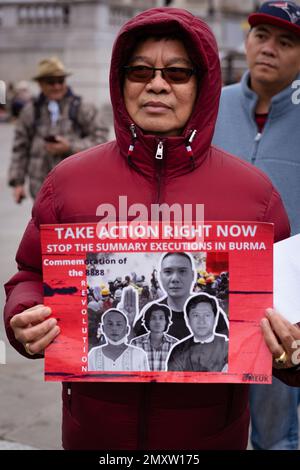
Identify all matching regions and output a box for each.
[248,1,300,37]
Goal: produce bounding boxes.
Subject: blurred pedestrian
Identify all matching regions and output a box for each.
[10,80,32,119]
[8,56,108,203]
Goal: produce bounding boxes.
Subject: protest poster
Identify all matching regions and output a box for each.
[41,221,273,384]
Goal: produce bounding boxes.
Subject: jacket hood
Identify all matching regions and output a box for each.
[110,8,221,177]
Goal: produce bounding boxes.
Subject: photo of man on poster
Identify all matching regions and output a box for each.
[134,252,229,340]
[134,252,196,339]
[130,302,178,371]
[88,308,149,371]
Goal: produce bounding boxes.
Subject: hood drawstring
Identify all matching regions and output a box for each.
[185,129,197,170]
[127,123,137,163]
[127,123,148,176]
[127,123,142,174]
[128,124,198,172]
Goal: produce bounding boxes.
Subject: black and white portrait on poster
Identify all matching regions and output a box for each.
[86,251,229,373]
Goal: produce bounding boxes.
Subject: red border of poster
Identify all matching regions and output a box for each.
[41,221,273,384]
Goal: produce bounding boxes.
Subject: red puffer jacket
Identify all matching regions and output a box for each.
[4,8,290,450]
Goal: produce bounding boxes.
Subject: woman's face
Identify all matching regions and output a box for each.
[124,38,197,137]
[103,311,127,342]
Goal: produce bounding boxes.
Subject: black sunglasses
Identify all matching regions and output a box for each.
[42,77,65,85]
[123,65,196,84]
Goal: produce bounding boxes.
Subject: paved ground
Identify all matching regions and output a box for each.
[0,122,61,450]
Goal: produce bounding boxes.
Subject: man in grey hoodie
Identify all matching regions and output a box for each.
[213,1,300,450]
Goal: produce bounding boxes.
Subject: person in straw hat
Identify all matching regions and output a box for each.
[8,56,108,202]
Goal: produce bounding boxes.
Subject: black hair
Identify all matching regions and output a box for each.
[161,252,193,269]
[185,294,218,318]
[143,303,172,332]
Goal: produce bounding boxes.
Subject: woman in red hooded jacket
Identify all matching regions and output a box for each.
[4,8,299,450]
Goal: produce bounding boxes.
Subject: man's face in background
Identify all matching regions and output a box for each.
[246,24,300,91]
[38,76,68,101]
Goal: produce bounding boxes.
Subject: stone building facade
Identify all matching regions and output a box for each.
[0,0,273,114]
[0,1,160,114]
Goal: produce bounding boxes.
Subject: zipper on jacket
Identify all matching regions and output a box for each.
[155,141,164,160]
[251,132,262,164]
[155,140,164,203]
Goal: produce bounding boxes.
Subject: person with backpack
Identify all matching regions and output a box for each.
[8,56,108,203]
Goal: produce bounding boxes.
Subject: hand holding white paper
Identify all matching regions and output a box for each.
[274,234,300,324]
